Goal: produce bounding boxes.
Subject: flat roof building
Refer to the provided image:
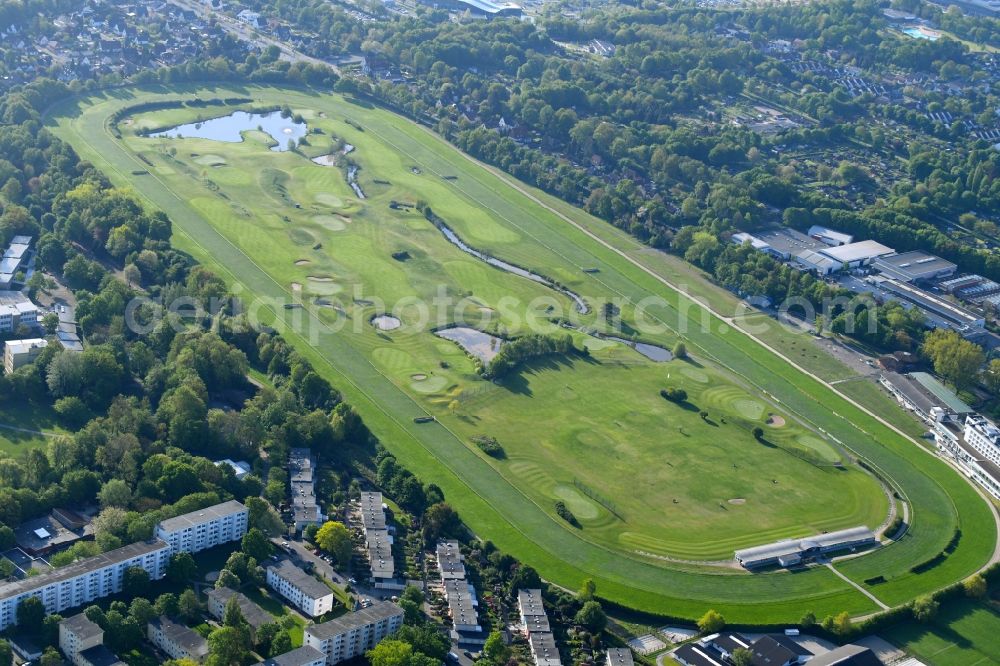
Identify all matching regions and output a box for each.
[874,277,984,335]
[808,225,853,247]
[0,539,170,631]
[444,579,481,633]
[436,540,466,581]
[529,633,562,666]
[256,646,327,666]
[4,338,47,374]
[606,648,634,666]
[420,0,522,17]
[0,291,39,332]
[266,560,336,618]
[148,616,208,662]
[517,589,549,633]
[807,644,880,666]
[874,251,957,283]
[305,601,403,665]
[290,449,323,531]
[818,240,895,267]
[880,371,971,424]
[730,232,771,252]
[60,613,105,666]
[734,526,877,569]
[206,587,272,631]
[155,500,248,554]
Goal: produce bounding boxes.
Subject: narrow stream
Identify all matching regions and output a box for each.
[436,222,589,314]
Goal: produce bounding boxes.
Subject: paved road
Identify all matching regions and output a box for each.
[167,0,338,72]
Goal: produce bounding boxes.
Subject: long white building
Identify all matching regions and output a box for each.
[0,539,171,631]
[0,500,248,632]
[305,601,403,665]
[156,500,248,554]
[266,560,335,617]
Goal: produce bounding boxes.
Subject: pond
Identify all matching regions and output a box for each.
[437,222,588,314]
[435,327,504,363]
[371,315,401,331]
[149,111,308,152]
[603,333,673,361]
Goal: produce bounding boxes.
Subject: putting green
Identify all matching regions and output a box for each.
[194,153,226,166]
[48,85,995,623]
[312,215,347,231]
[315,193,344,207]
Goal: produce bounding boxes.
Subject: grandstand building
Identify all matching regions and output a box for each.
[734,527,877,569]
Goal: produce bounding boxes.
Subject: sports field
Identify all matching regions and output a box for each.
[48,85,997,622]
[883,598,1000,665]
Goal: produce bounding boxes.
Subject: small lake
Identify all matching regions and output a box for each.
[437,223,588,313]
[609,338,673,362]
[435,327,504,363]
[149,111,308,151]
[371,315,401,331]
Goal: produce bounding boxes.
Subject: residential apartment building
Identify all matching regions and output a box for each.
[155,499,248,554]
[266,560,335,617]
[436,540,466,581]
[0,539,171,631]
[0,290,39,332]
[359,492,397,588]
[305,601,403,665]
[206,587,272,634]
[436,540,483,647]
[148,616,208,662]
[257,646,327,666]
[60,614,103,664]
[290,448,323,531]
[4,338,47,373]
[518,589,559,666]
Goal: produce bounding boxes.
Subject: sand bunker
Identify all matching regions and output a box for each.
[291,282,302,291]
[728,498,746,505]
[308,275,335,282]
[766,414,786,427]
[411,373,428,380]
[294,259,311,266]
[371,315,401,331]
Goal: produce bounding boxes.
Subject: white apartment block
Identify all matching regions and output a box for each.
[148,616,208,662]
[4,338,47,374]
[155,499,248,554]
[59,614,104,666]
[257,646,327,666]
[0,539,171,631]
[266,560,335,617]
[305,601,404,665]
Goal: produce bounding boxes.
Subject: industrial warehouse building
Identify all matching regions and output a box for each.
[873,251,957,283]
[420,0,521,17]
[734,526,877,569]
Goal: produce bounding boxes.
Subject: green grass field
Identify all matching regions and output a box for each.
[47,84,997,622]
[0,402,67,457]
[883,598,1000,665]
